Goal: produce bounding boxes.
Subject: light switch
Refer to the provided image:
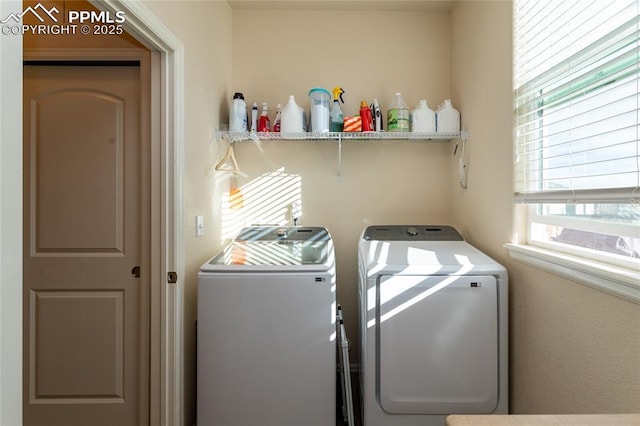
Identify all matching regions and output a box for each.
[196,215,204,237]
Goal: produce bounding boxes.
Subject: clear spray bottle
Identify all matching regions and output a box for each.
[330,87,345,132]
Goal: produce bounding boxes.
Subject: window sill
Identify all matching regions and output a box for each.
[504,243,640,304]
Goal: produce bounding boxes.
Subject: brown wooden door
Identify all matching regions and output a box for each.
[23,64,149,426]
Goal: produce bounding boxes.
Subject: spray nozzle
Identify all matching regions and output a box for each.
[332,86,345,104]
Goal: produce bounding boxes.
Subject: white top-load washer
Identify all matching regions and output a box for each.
[358,225,508,426]
[197,226,336,426]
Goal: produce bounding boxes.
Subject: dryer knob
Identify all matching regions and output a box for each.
[407,226,419,236]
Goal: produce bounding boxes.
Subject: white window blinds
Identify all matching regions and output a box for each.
[513,0,639,203]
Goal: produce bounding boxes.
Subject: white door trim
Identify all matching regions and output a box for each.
[0,1,24,425]
[84,1,184,425]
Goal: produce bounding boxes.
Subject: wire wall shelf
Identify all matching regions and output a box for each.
[216,131,465,143]
[215,130,468,179]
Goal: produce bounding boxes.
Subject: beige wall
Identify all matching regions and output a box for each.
[230,5,454,364]
[140,1,232,424]
[450,0,640,415]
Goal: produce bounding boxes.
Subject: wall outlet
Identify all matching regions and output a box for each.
[196,215,204,237]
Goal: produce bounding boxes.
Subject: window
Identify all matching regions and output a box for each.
[511,0,640,299]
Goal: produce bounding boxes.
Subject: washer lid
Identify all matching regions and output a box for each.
[200,226,334,272]
[359,239,506,276]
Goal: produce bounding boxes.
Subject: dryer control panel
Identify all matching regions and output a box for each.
[363,225,463,241]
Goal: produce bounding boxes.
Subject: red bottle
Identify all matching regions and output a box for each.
[258,102,271,132]
[360,100,374,132]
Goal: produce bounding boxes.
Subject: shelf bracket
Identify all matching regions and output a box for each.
[337,134,343,181]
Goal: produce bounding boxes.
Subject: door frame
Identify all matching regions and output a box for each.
[16,1,185,425]
[86,2,185,424]
[0,1,24,425]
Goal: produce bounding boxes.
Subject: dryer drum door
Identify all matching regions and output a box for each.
[376,274,499,415]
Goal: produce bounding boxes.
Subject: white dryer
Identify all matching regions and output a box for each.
[197,226,336,426]
[358,225,508,426]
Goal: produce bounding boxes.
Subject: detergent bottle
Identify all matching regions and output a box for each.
[273,104,282,132]
[436,99,460,133]
[258,102,271,132]
[250,102,258,133]
[412,99,436,133]
[280,95,304,134]
[229,92,248,133]
[360,100,374,132]
[372,98,383,131]
[330,87,345,132]
[387,92,410,132]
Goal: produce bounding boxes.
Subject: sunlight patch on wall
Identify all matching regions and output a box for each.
[221,167,302,242]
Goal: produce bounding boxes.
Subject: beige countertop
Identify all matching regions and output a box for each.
[446,414,640,425]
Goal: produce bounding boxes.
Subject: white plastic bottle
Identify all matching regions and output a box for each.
[250,102,258,133]
[273,104,282,132]
[280,95,304,134]
[436,99,460,133]
[411,99,436,133]
[387,92,410,132]
[229,92,247,133]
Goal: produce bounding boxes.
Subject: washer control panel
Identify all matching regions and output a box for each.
[363,225,463,241]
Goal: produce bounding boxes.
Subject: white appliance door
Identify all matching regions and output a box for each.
[377,274,498,414]
[198,271,335,426]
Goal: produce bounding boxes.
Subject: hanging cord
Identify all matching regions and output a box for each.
[454,132,468,189]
